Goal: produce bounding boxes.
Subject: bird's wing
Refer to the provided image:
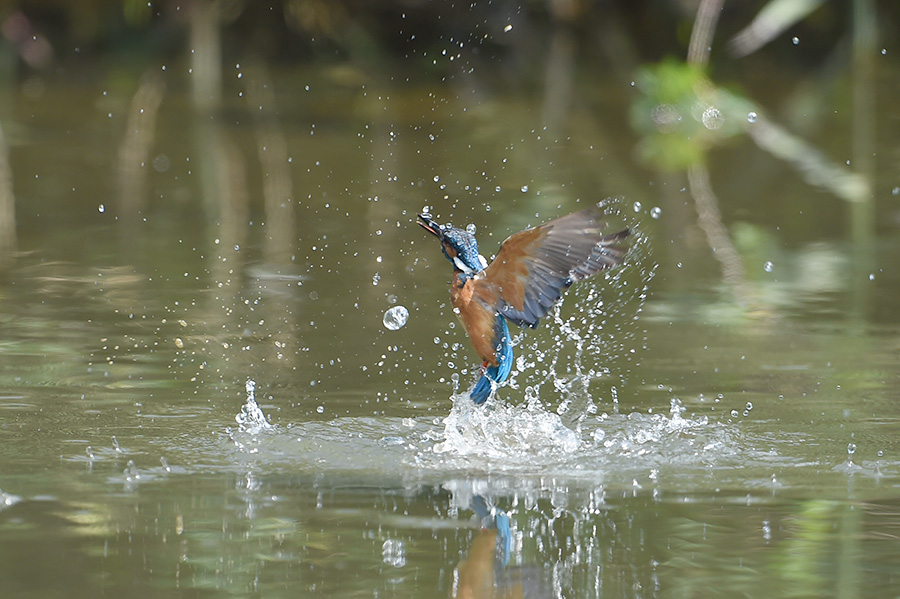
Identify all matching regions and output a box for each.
[479,206,628,328]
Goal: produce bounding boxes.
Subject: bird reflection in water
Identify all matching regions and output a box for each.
[451,495,549,599]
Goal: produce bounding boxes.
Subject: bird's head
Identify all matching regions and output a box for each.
[417,213,487,275]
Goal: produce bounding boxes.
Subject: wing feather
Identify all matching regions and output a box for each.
[481,206,628,328]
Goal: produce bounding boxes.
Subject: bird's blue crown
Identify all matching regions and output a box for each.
[439,226,483,273]
[418,213,485,274]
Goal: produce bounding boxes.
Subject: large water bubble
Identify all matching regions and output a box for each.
[383,305,409,330]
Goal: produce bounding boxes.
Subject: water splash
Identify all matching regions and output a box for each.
[235,380,272,434]
[432,391,582,460]
[421,392,745,480]
[499,198,656,420]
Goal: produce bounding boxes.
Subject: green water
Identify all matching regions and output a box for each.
[1,3,900,598]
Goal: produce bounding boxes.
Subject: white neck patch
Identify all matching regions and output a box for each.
[453,256,475,274]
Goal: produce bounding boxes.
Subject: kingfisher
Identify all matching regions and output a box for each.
[417,205,629,405]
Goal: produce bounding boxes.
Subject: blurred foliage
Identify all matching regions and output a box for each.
[630,58,754,171]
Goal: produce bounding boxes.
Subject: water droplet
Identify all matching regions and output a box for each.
[868,273,875,281]
[892,187,900,196]
[124,459,140,481]
[503,24,513,33]
[383,305,409,330]
[792,36,799,45]
[433,175,440,183]
[316,405,324,414]
[747,111,758,123]
[847,442,857,455]
[701,106,724,130]
[382,539,407,568]
[520,185,529,193]
[465,223,476,235]
[152,153,171,172]
[632,201,642,213]
[764,261,774,273]
[650,206,662,219]
[98,204,105,213]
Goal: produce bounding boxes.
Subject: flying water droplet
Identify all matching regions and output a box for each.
[649,206,662,219]
[382,539,407,568]
[747,111,758,123]
[632,201,642,213]
[764,261,774,273]
[98,204,105,213]
[124,459,140,481]
[465,223,476,235]
[701,106,724,130]
[520,185,529,193]
[383,305,409,330]
[792,36,800,45]
[235,379,272,433]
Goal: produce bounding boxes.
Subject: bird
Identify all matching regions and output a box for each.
[417,205,629,405]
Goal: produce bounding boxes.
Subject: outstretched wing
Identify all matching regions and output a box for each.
[479,206,628,328]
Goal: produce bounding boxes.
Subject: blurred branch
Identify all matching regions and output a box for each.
[117,70,166,218]
[686,0,749,302]
[0,119,14,267]
[729,0,825,58]
[745,113,869,203]
[246,67,295,265]
[686,0,723,67]
[687,164,748,296]
[188,0,223,110]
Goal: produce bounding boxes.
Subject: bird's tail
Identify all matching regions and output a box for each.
[470,317,513,405]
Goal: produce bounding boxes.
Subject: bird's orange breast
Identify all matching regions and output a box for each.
[450,275,501,366]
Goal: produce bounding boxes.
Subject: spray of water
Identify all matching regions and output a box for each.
[432,200,658,460]
[228,379,276,455]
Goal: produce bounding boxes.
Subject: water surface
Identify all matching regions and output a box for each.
[1,4,900,598]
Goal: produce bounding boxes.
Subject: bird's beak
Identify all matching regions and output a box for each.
[417,214,442,239]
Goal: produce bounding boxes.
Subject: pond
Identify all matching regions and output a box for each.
[1,3,899,598]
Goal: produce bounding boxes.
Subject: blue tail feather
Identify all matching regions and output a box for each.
[470,316,513,405]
